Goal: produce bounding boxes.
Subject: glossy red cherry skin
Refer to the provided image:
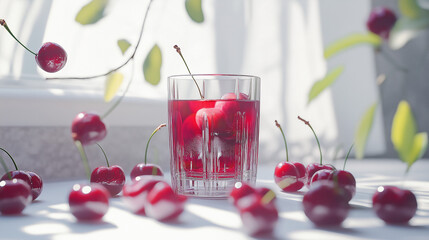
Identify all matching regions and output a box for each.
[214,93,249,124]
[26,171,43,201]
[1,170,43,201]
[303,180,349,226]
[310,169,356,202]
[237,192,278,236]
[1,170,32,191]
[90,165,126,197]
[0,179,32,215]
[372,186,417,224]
[145,181,187,221]
[195,108,230,133]
[35,42,67,73]
[68,183,110,221]
[229,182,257,207]
[274,162,306,192]
[122,176,163,214]
[130,163,163,180]
[306,163,334,187]
[366,7,397,39]
[71,112,107,146]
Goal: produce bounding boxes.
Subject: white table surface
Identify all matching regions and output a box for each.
[2,159,428,240]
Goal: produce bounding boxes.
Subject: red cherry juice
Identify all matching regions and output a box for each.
[169,97,260,197]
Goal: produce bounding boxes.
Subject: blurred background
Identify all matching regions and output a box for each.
[0,0,427,180]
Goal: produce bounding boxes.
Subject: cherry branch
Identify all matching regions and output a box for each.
[46,0,154,81]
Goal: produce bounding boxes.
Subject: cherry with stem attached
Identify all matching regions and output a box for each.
[90,143,126,197]
[130,123,166,179]
[310,144,357,202]
[273,120,306,192]
[1,19,67,73]
[297,116,334,187]
[0,147,43,201]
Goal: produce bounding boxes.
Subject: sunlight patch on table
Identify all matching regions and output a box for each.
[23,222,70,235]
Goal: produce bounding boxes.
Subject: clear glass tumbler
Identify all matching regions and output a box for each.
[168,74,260,198]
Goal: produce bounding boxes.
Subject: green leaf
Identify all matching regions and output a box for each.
[324,33,382,59]
[185,0,204,23]
[117,39,131,55]
[143,44,162,85]
[391,100,427,170]
[308,66,344,104]
[388,16,429,49]
[75,0,109,25]
[354,103,377,159]
[407,132,428,170]
[399,0,429,19]
[104,72,123,102]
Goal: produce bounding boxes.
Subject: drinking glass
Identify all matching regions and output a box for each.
[168,74,260,198]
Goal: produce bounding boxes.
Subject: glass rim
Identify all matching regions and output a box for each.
[168,74,260,79]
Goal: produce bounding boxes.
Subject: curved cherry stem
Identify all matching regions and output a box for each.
[275,120,289,162]
[343,144,354,171]
[173,45,204,99]
[0,19,37,56]
[298,116,322,165]
[0,147,19,170]
[145,123,166,165]
[74,141,91,180]
[46,0,153,81]
[101,60,135,120]
[96,143,110,167]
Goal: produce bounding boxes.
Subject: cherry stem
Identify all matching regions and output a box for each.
[343,144,354,171]
[96,143,110,167]
[0,147,19,171]
[101,60,135,120]
[46,0,153,81]
[261,190,276,205]
[145,123,166,165]
[275,120,289,162]
[173,45,204,100]
[0,19,37,56]
[74,141,91,180]
[298,116,322,165]
[0,155,12,179]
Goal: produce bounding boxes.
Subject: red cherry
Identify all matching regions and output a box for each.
[303,180,349,226]
[229,182,257,207]
[91,165,126,197]
[214,93,250,125]
[145,181,187,221]
[68,183,110,221]
[372,186,417,224]
[26,171,43,201]
[274,162,306,192]
[1,170,32,194]
[195,107,230,133]
[0,179,32,215]
[71,112,107,146]
[35,42,67,73]
[333,170,356,202]
[310,169,356,202]
[130,163,163,180]
[366,7,397,39]
[306,163,334,187]
[122,176,163,214]
[236,191,278,236]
